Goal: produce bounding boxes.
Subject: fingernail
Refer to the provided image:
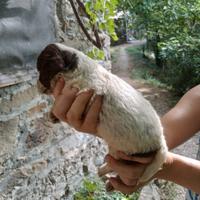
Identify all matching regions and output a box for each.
[58,77,64,83]
[80,89,93,94]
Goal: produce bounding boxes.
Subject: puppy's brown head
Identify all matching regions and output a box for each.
[37,44,78,93]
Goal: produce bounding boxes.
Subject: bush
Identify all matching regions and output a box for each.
[159,36,200,95]
[74,177,140,200]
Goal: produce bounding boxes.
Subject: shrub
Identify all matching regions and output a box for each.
[74,177,140,200]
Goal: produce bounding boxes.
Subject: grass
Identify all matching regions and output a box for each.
[126,46,143,59]
[125,46,170,89]
[74,177,140,200]
[132,67,167,88]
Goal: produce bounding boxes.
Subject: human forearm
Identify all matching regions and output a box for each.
[156,152,200,194]
[161,113,199,150]
[161,85,200,150]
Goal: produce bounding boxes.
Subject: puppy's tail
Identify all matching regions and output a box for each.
[138,140,168,183]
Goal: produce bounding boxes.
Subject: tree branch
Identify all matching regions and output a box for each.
[76,0,102,48]
[76,0,90,19]
[69,0,102,49]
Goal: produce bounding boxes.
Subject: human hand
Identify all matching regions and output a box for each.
[51,78,103,135]
[105,151,155,194]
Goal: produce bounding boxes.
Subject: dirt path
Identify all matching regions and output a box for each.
[112,43,172,116]
[111,43,200,200]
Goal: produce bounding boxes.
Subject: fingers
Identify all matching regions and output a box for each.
[52,86,78,122]
[52,83,103,134]
[104,152,155,194]
[106,155,145,179]
[108,176,139,195]
[117,151,155,164]
[67,90,96,130]
[82,95,103,133]
[120,176,138,186]
[52,78,65,98]
[105,152,154,191]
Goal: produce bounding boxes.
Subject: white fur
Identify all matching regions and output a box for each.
[51,43,168,183]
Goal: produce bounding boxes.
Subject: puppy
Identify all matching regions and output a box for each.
[37,43,168,184]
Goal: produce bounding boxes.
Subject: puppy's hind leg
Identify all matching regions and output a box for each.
[138,145,167,183]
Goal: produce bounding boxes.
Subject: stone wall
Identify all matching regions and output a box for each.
[0,1,108,199]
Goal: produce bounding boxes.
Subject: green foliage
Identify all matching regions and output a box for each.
[84,0,119,41]
[159,36,200,94]
[74,177,140,200]
[126,46,168,89]
[87,47,105,60]
[119,0,200,95]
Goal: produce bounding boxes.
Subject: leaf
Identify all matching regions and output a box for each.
[83,179,98,193]
[84,0,118,41]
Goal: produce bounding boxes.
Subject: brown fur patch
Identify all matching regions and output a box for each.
[37,44,78,92]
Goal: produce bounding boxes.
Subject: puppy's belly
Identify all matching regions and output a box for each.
[97,125,160,155]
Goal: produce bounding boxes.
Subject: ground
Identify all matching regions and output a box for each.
[111,42,200,200]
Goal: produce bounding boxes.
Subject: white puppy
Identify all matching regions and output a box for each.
[37,43,168,184]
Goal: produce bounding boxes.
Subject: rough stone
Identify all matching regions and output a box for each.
[0,0,111,199]
[0,118,19,156]
[139,182,160,200]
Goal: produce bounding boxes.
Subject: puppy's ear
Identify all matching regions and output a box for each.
[37,44,65,91]
[37,44,78,92]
